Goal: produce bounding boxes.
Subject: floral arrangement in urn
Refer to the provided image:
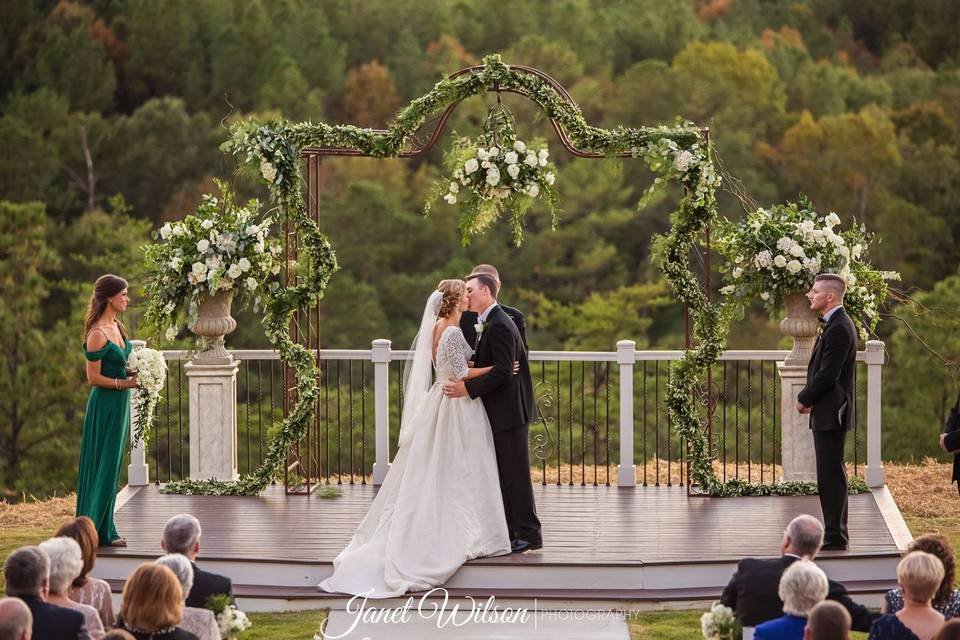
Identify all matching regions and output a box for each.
[142,181,282,345]
[714,200,900,340]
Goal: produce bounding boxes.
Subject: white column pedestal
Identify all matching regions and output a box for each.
[778,362,817,482]
[185,359,240,481]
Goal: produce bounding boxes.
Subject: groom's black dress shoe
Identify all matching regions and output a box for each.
[510,540,543,554]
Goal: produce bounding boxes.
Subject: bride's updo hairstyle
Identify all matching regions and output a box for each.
[84,274,129,340]
[436,279,466,318]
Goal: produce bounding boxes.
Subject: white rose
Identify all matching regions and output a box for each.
[196,238,210,253]
[789,244,805,257]
[507,164,520,179]
[545,172,555,185]
[171,224,185,237]
[527,184,540,198]
[539,156,548,167]
[245,277,258,290]
[852,243,863,259]
[673,150,694,172]
[774,255,787,268]
[254,241,265,253]
[760,292,770,301]
[488,146,499,157]
[191,262,207,276]
[720,285,736,295]
[443,193,457,204]
[525,153,538,167]
[168,257,182,270]
[732,267,743,279]
[538,148,549,160]
[476,148,489,161]
[481,160,490,169]
[464,158,479,174]
[159,223,172,239]
[514,140,526,153]
[786,259,803,274]
[825,212,842,228]
[449,182,459,194]
[486,167,500,186]
[504,151,518,164]
[260,159,277,182]
[226,263,242,279]
[838,245,850,259]
[238,257,251,272]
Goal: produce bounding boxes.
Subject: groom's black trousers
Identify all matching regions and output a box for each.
[492,424,542,545]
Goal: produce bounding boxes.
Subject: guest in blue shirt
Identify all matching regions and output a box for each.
[755,559,829,640]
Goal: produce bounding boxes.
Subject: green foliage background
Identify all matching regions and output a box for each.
[2,0,959,496]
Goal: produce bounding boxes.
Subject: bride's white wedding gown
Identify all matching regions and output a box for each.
[318,325,511,598]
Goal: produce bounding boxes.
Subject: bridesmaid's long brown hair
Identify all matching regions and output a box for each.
[84,274,128,341]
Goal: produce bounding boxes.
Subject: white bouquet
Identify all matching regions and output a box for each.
[126,347,167,446]
[700,602,738,640]
[216,604,252,640]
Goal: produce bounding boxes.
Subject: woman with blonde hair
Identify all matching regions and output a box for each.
[320,279,513,597]
[870,551,946,640]
[885,535,960,619]
[77,274,136,547]
[117,564,196,639]
[154,554,219,640]
[57,515,115,628]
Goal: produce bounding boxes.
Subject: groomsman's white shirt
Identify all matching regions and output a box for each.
[822,305,844,323]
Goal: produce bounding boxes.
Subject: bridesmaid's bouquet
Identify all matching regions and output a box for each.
[126,347,167,446]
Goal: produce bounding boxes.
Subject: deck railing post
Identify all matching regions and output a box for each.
[127,339,149,486]
[865,340,886,488]
[617,340,637,487]
[371,339,392,485]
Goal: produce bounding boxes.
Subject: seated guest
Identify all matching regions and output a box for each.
[870,551,946,640]
[755,559,829,639]
[886,535,960,619]
[0,597,33,640]
[116,564,197,640]
[38,538,105,639]
[935,620,960,640]
[154,555,219,640]
[160,515,231,609]
[3,546,87,640]
[57,516,115,629]
[721,514,874,631]
[805,600,852,640]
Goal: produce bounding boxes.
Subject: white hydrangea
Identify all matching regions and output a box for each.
[201,219,214,230]
[754,250,773,269]
[674,150,695,172]
[776,237,793,252]
[789,244,805,257]
[851,244,862,259]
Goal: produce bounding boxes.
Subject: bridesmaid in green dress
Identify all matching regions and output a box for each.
[77,274,138,547]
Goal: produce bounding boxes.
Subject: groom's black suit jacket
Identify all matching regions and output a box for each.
[461,304,528,353]
[464,305,534,433]
[719,555,874,630]
[797,306,857,432]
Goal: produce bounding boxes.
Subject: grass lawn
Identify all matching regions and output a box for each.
[2,459,958,639]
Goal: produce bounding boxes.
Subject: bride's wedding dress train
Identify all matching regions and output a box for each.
[318,325,511,598]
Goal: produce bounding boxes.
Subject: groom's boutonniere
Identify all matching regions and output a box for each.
[474,322,485,339]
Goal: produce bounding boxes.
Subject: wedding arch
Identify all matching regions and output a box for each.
[160,54,855,497]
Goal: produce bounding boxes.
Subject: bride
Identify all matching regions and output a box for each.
[318,279,511,598]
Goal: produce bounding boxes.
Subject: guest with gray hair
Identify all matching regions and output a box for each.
[0,597,33,640]
[720,514,875,632]
[155,555,219,640]
[38,538,105,639]
[3,546,88,640]
[754,560,829,639]
[160,514,232,609]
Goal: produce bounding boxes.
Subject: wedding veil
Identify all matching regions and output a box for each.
[398,289,443,449]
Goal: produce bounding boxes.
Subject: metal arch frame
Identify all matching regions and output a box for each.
[286,62,715,495]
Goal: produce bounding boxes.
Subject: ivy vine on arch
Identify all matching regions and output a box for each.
[161,53,861,497]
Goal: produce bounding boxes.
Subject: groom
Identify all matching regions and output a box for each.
[443,273,542,553]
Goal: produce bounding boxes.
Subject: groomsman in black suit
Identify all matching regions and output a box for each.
[796,274,858,551]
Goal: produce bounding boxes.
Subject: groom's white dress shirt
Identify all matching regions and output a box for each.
[478,302,499,324]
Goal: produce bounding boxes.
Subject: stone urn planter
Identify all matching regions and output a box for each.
[190,290,237,364]
[779,291,820,366]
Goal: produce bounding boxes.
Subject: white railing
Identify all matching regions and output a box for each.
[143,339,886,489]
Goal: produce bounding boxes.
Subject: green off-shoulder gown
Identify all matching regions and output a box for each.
[76,338,132,545]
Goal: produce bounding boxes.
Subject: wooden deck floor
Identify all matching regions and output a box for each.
[102,483,899,566]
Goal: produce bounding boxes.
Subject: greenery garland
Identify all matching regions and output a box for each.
[160,53,871,497]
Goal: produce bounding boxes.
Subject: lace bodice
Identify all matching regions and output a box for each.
[434,326,472,380]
